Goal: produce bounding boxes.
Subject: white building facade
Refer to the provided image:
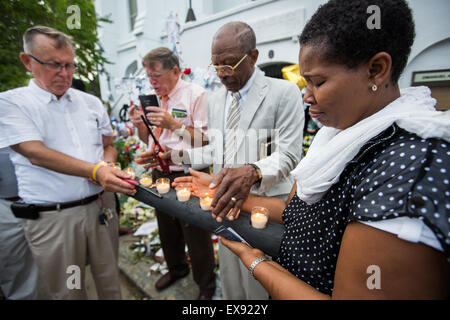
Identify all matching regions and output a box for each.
[94,0,450,117]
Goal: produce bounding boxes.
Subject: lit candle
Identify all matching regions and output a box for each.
[156,178,170,194]
[251,207,269,229]
[125,167,135,179]
[200,193,213,210]
[176,187,191,202]
[139,176,153,187]
[111,162,121,170]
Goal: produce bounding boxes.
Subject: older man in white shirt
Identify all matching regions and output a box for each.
[0,26,135,299]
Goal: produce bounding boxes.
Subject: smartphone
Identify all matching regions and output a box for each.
[139,94,159,116]
[214,226,250,246]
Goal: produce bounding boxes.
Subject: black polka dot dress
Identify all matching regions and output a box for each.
[276,124,449,296]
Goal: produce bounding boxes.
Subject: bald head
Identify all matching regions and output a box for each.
[211,22,258,92]
[212,22,256,54]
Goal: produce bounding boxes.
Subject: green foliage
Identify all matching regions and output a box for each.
[0,0,111,93]
[114,138,135,171]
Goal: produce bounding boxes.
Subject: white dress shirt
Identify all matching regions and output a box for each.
[222,69,257,133]
[0,79,112,204]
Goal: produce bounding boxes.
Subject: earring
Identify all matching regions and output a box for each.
[371,84,378,92]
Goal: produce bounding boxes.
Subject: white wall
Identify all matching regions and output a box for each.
[172,0,324,69]
[398,0,450,88]
[95,0,450,116]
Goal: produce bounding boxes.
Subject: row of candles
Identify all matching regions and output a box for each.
[154,177,269,229]
[155,177,269,229]
[106,163,269,229]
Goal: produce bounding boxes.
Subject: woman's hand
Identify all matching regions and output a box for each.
[172,168,214,197]
[220,236,265,269]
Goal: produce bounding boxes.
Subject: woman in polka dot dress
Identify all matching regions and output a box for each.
[177,0,449,299]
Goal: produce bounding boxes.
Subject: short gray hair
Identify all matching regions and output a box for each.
[142,47,180,70]
[23,25,73,54]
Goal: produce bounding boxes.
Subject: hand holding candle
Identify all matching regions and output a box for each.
[251,206,269,229]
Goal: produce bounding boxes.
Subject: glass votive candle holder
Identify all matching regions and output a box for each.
[176,185,191,202]
[156,178,170,194]
[111,162,122,170]
[251,206,269,229]
[200,192,213,211]
[139,174,153,187]
[125,167,136,179]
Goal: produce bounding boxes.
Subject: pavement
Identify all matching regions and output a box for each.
[12,234,221,300]
[34,260,148,300]
[117,234,222,300]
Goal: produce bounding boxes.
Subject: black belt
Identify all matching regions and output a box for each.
[35,192,103,212]
[4,196,21,202]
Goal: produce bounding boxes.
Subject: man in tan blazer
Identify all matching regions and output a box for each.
[186,21,304,299]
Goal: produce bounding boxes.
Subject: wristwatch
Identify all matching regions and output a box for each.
[174,123,186,136]
[248,163,262,184]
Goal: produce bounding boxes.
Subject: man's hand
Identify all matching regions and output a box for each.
[136,146,179,169]
[95,166,136,195]
[158,146,175,162]
[129,101,144,127]
[135,149,159,169]
[209,165,259,222]
[172,168,214,197]
[145,106,181,131]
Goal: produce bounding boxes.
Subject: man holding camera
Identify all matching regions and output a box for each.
[129,47,216,300]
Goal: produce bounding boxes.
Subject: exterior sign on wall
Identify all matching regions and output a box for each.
[412,69,450,87]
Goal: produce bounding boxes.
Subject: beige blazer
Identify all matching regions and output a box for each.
[190,70,304,197]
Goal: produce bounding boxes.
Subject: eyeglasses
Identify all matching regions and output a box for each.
[28,54,77,72]
[209,54,248,76]
[147,68,173,80]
